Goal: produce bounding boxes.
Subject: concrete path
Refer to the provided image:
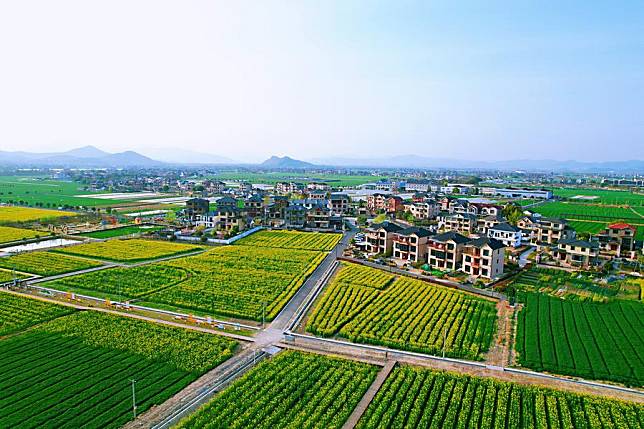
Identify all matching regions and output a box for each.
[342,360,397,429]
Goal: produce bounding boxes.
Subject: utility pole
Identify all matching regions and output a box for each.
[262,301,266,328]
[442,326,447,358]
[131,379,137,419]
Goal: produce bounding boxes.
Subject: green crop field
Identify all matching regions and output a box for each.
[567,220,609,235]
[44,245,326,322]
[53,238,201,262]
[0,206,77,223]
[0,251,104,276]
[236,229,342,251]
[0,269,28,284]
[516,292,644,386]
[79,225,163,239]
[212,171,383,188]
[552,188,644,206]
[0,300,237,429]
[357,365,643,429]
[307,263,498,360]
[176,351,378,429]
[0,175,127,207]
[43,265,189,300]
[0,292,73,336]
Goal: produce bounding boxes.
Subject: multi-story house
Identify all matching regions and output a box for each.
[196,208,245,232]
[275,182,305,195]
[307,190,328,201]
[554,239,600,268]
[404,200,440,220]
[366,193,389,212]
[517,215,538,243]
[184,198,210,220]
[461,237,505,279]
[427,231,470,271]
[480,187,552,200]
[595,223,637,258]
[244,194,264,218]
[477,214,506,234]
[306,182,331,191]
[284,205,307,228]
[387,196,404,213]
[532,217,575,245]
[216,196,238,210]
[202,180,226,194]
[328,193,350,215]
[471,203,502,216]
[438,212,477,235]
[487,222,522,248]
[306,203,331,229]
[364,221,403,255]
[392,227,433,263]
[449,200,478,215]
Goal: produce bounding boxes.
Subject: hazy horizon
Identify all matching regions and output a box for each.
[1,1,642,163]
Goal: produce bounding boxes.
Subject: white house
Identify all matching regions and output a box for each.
[487,222,522,248]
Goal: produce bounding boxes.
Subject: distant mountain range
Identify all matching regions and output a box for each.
[0,146,162,168]
[310,155,644,173]
[0,146,641,173]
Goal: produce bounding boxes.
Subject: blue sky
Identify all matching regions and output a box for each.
[0,1,641,162]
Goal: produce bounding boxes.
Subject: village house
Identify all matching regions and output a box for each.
[461,237,505,279]
[328,193,350,215]
[477,214,506,234]
[184,198,210,220]
[595,223,637,258]
[554,239,600,269]
[284,205,307,228]
[364,221,403,255]
[532,217,575,246]
[366,193,389,212]
[427,231,470,271]
[391,227,433,263]
[487,222,522,248]
[404,200,440,220]
[386,196,404,213]
[438,212,478,235]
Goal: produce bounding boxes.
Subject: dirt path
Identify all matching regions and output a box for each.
[342,360,397,429]
[485,300,514,366]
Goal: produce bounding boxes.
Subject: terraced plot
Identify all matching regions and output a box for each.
[307,263,498,360]
[236,229,342,251]
[53,238,201,262]
[0,225,44,244]
[0,307,237,429]
[0,292,73,336]
[516,292,644,386]
[176,351,378,429]
[357,365,643,429]
[0,251,104,276]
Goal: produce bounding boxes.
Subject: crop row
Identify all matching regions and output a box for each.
[357,365,644,429]
[516,292,644,386]
[0,251,104,276]
[236,229,342,251]
[308,263,498,360]
[53,238,201,262]
[0,331,195,428]
[0,292,73,336]
[0,268,27,283]
[176,351,378,429]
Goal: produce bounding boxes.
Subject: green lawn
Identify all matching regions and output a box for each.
[551,188,644,206]
[79,225,163,239]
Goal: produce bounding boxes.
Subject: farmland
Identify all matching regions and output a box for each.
[307,263,498,360]
[516,292,644,386]
[506,267,639,302]
[0,225,45,244]
[357,365,643,429]
[236,229,342,251]
[176,351,378,429]
[79,224,163,239]
[0,292,73,336]
[551,187,644,206]
[43,264,189,299]
[212,171,381,187]
[53,238,201,262]
[0,175,127,207]
[0,306,237,428]
[0,269,28,283]
[0,251,104,276]
[0,206,77,223]
[143,246,326,321]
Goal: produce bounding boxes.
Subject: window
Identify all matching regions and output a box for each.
[482,249,490,256]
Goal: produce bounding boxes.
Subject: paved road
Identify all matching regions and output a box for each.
[518,246,535,267]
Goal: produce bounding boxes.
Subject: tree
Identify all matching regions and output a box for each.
[502,203,524,225]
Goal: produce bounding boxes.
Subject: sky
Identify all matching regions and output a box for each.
[0,1,642,163]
